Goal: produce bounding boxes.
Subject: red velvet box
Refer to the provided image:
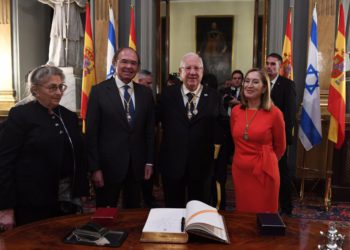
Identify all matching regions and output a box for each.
[91,207,118,226]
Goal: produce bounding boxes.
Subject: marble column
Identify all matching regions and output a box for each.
[0,0,16,111]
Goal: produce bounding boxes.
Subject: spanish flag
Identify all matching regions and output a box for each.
[280,8,293,80]
[81,2,96,133]
[129,3,137,50]
[328,3,346,149]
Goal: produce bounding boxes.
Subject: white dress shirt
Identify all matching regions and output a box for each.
[270,75,279,90]
[181,84,203,109]
[115,76,136,109]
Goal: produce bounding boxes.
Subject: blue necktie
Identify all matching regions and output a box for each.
[123,85,135,125]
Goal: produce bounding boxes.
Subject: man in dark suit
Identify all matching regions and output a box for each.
[266,53,296,215]
[86,47,155,208]
[221,70,243,116]
[213,69,243,210]
[158,52,224,208]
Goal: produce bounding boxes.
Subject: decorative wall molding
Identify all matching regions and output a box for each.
[0,0,15,111]
[0,0,10,24]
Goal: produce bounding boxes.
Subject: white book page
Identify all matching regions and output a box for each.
[192,216,228,241]
[142,208,186,233]
[185,200,223,229]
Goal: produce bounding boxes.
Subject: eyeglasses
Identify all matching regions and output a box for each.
[118,59,138,66]
[181,66,203,73]
[40,83,68,93]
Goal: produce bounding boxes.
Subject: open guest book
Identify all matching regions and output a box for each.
[140,200,230,244]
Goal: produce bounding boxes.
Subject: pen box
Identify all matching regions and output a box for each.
[256,213,286,236]
[91,207,118,226]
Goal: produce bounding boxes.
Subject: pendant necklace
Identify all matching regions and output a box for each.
[243,108,258,141]
[182,86,202,119]
[120,87,134,123]
[187,97,198,119]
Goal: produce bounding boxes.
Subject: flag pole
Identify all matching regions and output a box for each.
[324,134,333,211]
[298,3,322,205]
[81,1,96,133]
[299,147,306,203]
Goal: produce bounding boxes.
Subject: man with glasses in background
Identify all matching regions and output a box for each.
[158,52,224,208]
[86,47,155,208]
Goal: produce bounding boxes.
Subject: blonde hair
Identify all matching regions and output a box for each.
[240,68,272,111]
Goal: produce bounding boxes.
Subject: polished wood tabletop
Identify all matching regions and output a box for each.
[0,209,349,250]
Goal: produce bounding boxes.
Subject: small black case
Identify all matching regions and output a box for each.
[256,213,286,236]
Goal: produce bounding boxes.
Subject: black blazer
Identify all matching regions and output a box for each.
[220,86,241,112]
[0,101,88,209]
[86,78,155,184]
[158,84,224,181]
[271,75,296,145]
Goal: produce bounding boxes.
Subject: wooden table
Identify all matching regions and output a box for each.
[1,210,349,250]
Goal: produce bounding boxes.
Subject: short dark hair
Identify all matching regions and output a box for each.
[167,73,182,86]
[231,69,244,79]
[267,53,282,62]
[202,73,218,90]
[112,47,141,65]
[139,69,152,76]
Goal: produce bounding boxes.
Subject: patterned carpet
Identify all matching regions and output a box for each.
[291,201,350,221]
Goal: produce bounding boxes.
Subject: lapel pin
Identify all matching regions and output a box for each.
[204,93,208,97]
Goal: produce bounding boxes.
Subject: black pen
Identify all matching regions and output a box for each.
[181,217,185,232]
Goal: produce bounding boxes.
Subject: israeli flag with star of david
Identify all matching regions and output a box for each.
[106,6,117,79]
[299,6,322,151]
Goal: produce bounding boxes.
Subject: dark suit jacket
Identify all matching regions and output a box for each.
[271,75,296,145]
[86,78,155,184]
[220,86,241,112]
[0,101,87,209]
[158,84,224,181]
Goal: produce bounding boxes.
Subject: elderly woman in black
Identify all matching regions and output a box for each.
[0,65,88,230]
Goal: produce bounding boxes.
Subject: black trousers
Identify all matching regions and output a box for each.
[162,175,212,208]
[278,149,293,213]
[95,167,142,208]
[142,176,155,207]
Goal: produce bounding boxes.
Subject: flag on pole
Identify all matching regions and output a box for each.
[106,6,117,79]
[129,3,137,50]
[81,2,96,133]
[298,6,322,151]
[280,8,293,80]
[328,3,346,149]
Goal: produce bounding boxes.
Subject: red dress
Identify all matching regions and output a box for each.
[231,105,286,213]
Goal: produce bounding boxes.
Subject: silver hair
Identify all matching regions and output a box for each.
[179,52,203,68]
[28,65,65,97]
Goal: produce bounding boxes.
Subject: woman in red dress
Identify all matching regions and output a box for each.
[231,68,286,213]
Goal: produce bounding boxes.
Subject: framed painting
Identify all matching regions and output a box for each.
[196,16,234,87]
